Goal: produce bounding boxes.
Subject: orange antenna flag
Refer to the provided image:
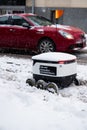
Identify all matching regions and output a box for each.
[55,10,64,19]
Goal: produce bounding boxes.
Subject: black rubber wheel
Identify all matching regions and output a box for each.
[46,82,59,94]
[36,80,47,89]
[38,38,55,53]
[26,78,36,86]
[74,78,80,86]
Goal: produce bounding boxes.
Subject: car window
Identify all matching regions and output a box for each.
[26,15,53,26]
[0,16,9,25]
[11,15,29,26]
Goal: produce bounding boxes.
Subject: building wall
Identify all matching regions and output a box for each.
[26,0,87,8]
[26,0,32,6]
[70,0,87,8]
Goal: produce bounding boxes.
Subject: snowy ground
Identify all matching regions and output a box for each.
[0,51,87,130]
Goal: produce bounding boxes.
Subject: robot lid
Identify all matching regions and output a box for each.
[32,52,76,62]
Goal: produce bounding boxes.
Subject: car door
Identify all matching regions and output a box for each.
[10,15,37,50]
[0,15,14,48]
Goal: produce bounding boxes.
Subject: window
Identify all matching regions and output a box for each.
[0,0,25,5]
[0,16,9,24]
[7,0,16,5]
[11,15,29,26]
[26,15,53,26]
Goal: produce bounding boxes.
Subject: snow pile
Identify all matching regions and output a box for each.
[32,52,76,61]
[0,54,87,130]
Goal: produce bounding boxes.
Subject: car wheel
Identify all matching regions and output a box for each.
[74,78,80,86]
[26,78,36,86]
[38,38,55,53]
[36,80,47,89]
[46,82,59,95]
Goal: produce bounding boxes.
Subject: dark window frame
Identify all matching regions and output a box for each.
[0,0,25,5]
[10,15,29,26]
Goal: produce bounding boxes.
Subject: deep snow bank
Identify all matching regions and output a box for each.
[0,54,87,130]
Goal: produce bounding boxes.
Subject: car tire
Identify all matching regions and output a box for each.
[46,82,59,95]
[74,78,80,86]
[38,38,55,53]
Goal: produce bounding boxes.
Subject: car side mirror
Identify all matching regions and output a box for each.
[22,23,31,29]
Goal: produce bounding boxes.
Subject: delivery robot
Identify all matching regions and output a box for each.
[26,52,79,94]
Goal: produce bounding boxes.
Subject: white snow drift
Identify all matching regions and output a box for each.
[0,53,87,130]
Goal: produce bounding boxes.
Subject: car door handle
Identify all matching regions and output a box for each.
[9,29,15,32]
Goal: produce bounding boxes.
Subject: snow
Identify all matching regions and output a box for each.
[51,24,72,30]
[0,53,87,130]
[32,52,76,61]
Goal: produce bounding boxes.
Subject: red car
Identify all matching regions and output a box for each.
[0,13,86,53]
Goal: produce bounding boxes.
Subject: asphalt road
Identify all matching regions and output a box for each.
[72,48,87,65]
[0,48,87,65]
